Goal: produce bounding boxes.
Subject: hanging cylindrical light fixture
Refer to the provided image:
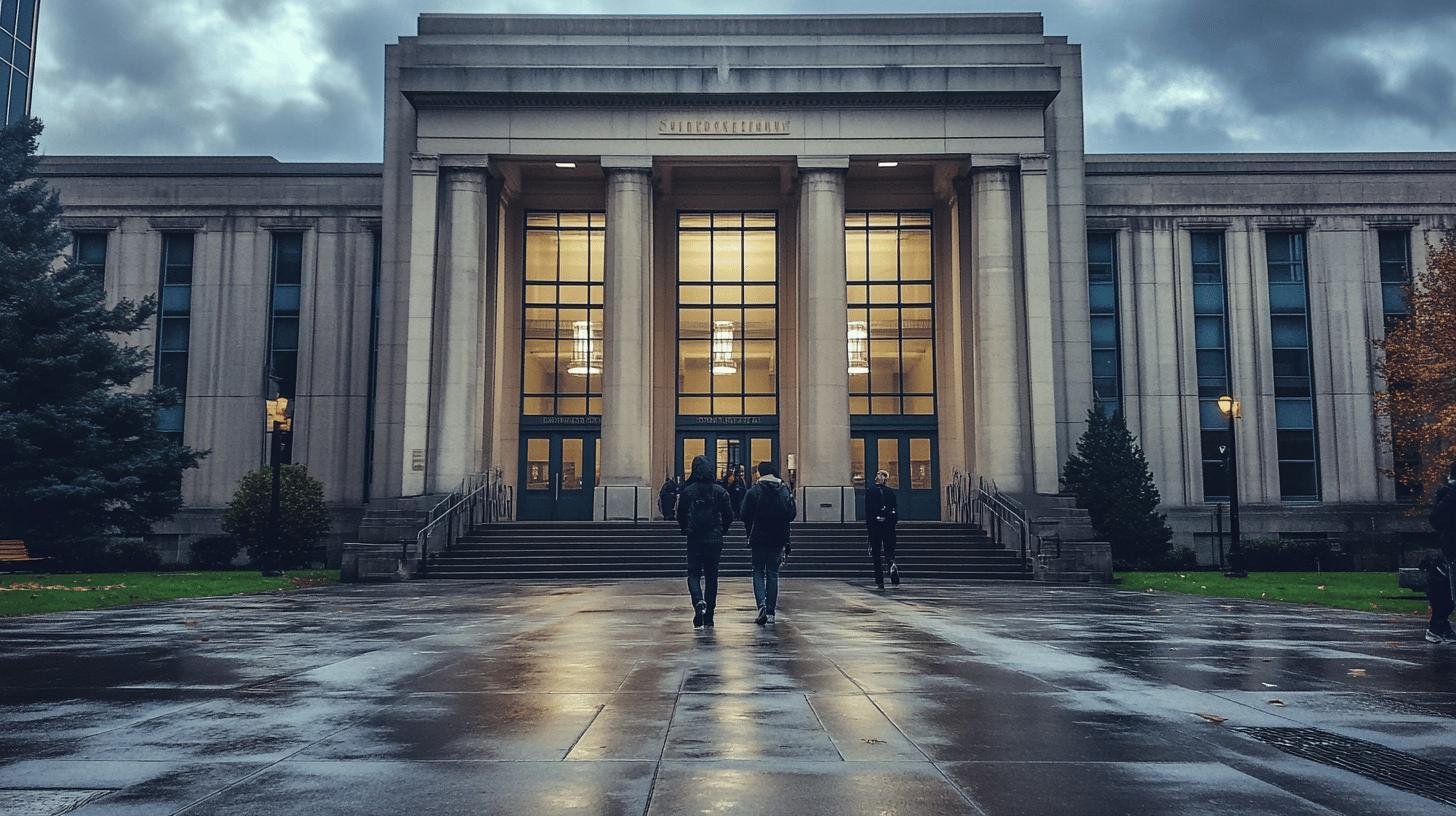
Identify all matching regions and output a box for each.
[711,319,737,375]
[847,319,870,375]
[567,319,602,375]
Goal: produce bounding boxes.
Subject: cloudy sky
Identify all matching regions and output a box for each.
[31,0,1456,161]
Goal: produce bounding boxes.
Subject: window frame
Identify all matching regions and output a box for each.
[520,210,606,418]
[845,210,936,418]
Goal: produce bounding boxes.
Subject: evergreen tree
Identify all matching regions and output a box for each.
[0,118,202,566]
[1061,409,1173,569]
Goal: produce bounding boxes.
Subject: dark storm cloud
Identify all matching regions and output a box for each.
[31,0,1456,160]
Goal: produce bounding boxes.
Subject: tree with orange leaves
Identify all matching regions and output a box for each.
[1374,232,1456,499]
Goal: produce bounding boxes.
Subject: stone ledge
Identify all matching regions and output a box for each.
[340,543,412,583]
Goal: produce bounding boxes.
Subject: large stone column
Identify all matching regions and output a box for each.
[597,156,655,519]
[1019,154,1060,494]
[796,158,852,518]
[972,166,1030,492]
[430,159,489,493]
[400,153,440,496]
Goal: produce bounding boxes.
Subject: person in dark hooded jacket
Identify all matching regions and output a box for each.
[659,474,679,521]
[677,455,734,628]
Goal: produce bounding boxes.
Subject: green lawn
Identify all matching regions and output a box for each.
[1117,571,1429,615]
[0,570,335,617]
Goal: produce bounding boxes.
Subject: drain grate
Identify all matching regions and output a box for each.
[1235,727,1456,807]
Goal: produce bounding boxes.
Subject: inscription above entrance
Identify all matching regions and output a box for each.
[658,116,790,137]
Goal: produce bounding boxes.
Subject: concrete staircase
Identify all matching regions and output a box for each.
[421,521,1032,580]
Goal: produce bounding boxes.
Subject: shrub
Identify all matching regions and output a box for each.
[1061,409,1174,569]
[1239,538,1335,571]
[221,465,331,571]
[190,535,241,570]
[1160,546,1200,571]
[101,539,162,571]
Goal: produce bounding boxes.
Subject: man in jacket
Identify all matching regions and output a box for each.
[677,455,734,629]
[739,460,796,625]
[1425,461,1456,643]
[865,469,899,590]
[658,473,679,521]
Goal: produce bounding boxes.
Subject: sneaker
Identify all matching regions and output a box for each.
[875,579,885,590]
[755,606,768,626]
[766,614,776,624]
[1425,629,1452,644]
[703,609,715,628]
[889,562,900,586]
[694,601,707,628]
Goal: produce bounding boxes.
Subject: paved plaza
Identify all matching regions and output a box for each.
[2,579,1455,815]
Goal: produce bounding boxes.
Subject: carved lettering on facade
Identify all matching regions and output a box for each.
[657,116,791,137]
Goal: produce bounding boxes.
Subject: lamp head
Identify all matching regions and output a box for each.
[1216,395,1241,419]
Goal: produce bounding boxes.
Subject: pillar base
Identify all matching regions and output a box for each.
[798,486,857,523]
[594,485,654,521]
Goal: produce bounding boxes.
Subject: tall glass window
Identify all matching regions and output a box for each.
[73,232,107,282]
[522,212,605,416]
[268,233,303,404]
[1378,229,1416,501]
[1192,232,1232,500]
[1267,231,1319,501]
[677,212,777,417]
[0,1,36,124]
[155,233,194,443]
[844,212,934,416]
[1086,232,1121,417]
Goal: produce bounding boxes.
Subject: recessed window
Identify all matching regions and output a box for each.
[1192,232,1232,501]
[155,233,194,444]
[1086,232,1120,418]
[522,212,605,417]
[73,232,107,283]
[1266,231,1319,502]
[845,211,935,417]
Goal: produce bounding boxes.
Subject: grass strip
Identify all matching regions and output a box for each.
[0,570,334,617]
[1116,571,1429,615]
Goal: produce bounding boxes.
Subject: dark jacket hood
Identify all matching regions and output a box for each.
[690,455,715,483]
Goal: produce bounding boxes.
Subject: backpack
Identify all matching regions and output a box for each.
[685,487,720,538]
[755,482,795,530]
[1431,485,1456,534]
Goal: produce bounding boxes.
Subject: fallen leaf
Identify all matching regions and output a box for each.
[861,738,886,745]
[1260,592,1267,598]
[1267,699,1287,707]
[199,636,210,642]
[1196,713,1228,724]
[1316,585,1326,591]
[1347,668,1367,678]
[1262,682,1279,688]
[182,620,199,627]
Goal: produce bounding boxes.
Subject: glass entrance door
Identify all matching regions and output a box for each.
[677,432,777,485]
[851,433,938,520]
[518,432,598,520]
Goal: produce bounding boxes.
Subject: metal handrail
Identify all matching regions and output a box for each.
[967,474,1044,562]
[411,470,494,574]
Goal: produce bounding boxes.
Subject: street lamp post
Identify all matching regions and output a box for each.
[1217,394,1247,578]
[263,396,293,577]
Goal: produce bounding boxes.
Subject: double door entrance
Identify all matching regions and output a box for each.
[852,431,939,520]
[677,429,778,485]
[518,431,598,520]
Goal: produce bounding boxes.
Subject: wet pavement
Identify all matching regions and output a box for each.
[2,578,1455,815]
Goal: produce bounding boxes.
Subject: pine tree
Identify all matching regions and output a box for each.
[1061,409,1173,568]
[0,118,203,566]
[1373,232,1456,497]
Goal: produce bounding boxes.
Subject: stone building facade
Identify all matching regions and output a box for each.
[42,14,1455,559]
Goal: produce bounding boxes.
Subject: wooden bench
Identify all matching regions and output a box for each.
[0,540,41,564]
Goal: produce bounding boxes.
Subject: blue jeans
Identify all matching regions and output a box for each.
[752,547,782,614]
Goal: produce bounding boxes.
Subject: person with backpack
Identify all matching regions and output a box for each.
[658,473,679,521]
[677,455,734,629]
[739,460,796,625]
[865,469,899,590]
[1425,461,1456,643]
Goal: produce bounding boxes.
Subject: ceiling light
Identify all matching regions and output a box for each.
[555,162,576,169]
[877,161,899,168]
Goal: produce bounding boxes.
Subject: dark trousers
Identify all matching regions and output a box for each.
[1428,558,1454,634]
[687,542,721,610]
[869,522,897,584]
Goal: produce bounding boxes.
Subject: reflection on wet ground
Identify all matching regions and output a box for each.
[1,578,1453,814]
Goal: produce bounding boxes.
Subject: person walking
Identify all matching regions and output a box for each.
[1425,461,1456,643]
[740,460,796,625]
[865,469,899,590]
[677,455,733,629]
[721,467,747,521]
[658,473,679,521]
